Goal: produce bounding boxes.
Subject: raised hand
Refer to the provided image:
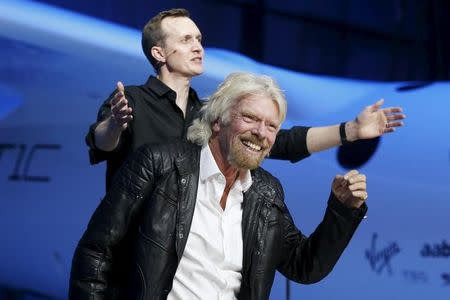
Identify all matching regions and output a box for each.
[356,99,405,139]
[332,170,367,208]
[109,81,133,130]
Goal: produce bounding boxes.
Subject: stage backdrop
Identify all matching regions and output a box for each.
[0,1,449,299]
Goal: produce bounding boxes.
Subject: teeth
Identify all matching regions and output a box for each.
[242,140,261,151]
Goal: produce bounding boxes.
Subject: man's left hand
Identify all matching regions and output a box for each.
[355,99,405,139]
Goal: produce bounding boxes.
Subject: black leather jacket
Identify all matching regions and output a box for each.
[69,142,367,300]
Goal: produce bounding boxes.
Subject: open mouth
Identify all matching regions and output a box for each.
[241,139,262,152]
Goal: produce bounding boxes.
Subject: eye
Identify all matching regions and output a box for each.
[266,122,278,133]
[241,114,257,123]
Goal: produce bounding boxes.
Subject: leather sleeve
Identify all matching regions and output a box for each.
[68,145,157,299]
[278,192,367,284]
[270,126,311,163]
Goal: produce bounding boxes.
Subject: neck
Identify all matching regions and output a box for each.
[157,72,191,115]
[208,139,241,210]
[208,139,240,185]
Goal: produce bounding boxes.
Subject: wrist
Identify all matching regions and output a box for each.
[106,115,124,134]
[94,117,122,151]
[344,120,359,142]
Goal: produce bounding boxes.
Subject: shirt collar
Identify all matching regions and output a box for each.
[200,145,253,192]
[145,76,202,106]
[145,75,175,98]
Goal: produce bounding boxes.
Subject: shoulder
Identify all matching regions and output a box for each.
[122,83,149,105]
[115,142,200,193]
[251,167,284,199]
[252,167,280,184]
[137,141,199,154]
[134,142,200,167]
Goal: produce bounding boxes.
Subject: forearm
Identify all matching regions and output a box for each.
[69,245,109,300]
[69,147,156,299]
[306,120,358,153]
[69,193,124,299]
[94,116,123,151]
[280,193,366,283]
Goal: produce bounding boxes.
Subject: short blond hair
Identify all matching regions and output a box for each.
[141,8,190,71]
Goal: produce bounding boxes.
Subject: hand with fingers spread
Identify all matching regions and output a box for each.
[355,99,405,139]
[332,170,367,208]
[109,81,133,131]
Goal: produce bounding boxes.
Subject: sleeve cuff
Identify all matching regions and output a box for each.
[327,192,368,220]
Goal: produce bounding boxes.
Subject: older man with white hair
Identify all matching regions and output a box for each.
[71,72,368,300]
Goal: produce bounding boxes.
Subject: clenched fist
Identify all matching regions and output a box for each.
[332,170,367,208]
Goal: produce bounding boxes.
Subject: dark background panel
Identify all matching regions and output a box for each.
[33,0,450,81]
[263,14,345,75]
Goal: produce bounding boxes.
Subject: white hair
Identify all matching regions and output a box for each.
[187,72,287,146]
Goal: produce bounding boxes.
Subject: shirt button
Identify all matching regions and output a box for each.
[181,178,187,184]
[179,233,184,239]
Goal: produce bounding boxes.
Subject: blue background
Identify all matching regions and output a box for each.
[0,1,449,299]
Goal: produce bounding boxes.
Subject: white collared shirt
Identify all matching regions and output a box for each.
[168,145,252,300]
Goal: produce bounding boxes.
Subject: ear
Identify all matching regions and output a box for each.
[212,119,221,133]
[151,46,166,64]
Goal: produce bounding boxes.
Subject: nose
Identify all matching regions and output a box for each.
[251,121,267,138]
[192,39,203,53]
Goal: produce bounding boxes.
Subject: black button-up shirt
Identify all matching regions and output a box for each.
[86,76,202,189]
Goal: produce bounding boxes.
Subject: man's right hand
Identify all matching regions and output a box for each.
[109,81,133,130]
[93,82,133,151]
[331,170,368,209]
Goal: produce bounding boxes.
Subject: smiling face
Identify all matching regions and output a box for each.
[212,94,281,171]
[156,16,204,78]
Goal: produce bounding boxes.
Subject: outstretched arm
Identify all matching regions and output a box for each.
[270,99,405,162]
[307,99,405,153]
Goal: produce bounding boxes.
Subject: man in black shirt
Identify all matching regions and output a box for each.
[86,8,405,189]
[86,76,204,188]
